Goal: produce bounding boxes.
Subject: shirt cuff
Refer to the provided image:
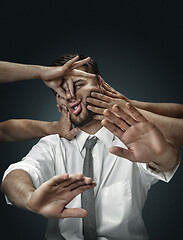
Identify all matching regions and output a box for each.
[139,163,179,183]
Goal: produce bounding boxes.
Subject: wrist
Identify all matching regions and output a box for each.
[26,189,36,212]
[47,121,60,135]
[37,65,47,80]
[149,142,180,172]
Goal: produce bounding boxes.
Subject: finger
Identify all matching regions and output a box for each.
[126,103,148,123]
[60,107,79,140]
[66,79,75,99]
[61,208,87,218]
[54,86,66,99]
[47,174,70,187]
[109,146,135,162]
[93,114,104,120]
[57,104,62,112]
[101,87,119,98]
[102,119,125,140]
[102,80,116,93]
[111,105,137,126]
[57,96,67,106]
[71,182,96,196]
[87,105,105,115]
[59,174,84,188]
[103,108,131,131]
[66,177,94,191]
[65,127,79,140]
[65,82,72,100]
[61,56,79,71]
[70,69,96,79]
[98,75,104,85]
[86,97,109,109]
[71,57,91,69]
[60,105,68,118]
[90,91,112,103]
[60,81,68,99]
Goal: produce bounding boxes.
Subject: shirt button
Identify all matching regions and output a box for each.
[93,154,96,158]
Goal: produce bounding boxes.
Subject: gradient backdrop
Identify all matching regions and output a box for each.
[0,1,183,239]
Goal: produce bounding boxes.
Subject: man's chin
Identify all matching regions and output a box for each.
[71,111,94,128]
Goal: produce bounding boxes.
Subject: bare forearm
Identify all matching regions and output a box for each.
[1,170,35,211]
[0,61,46,83]
[132,100,183,118]
[139,109,183,147]
[0,119,59,142]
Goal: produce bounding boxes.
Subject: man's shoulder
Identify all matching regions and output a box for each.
[40,134,61,142]
[39,134,75,146]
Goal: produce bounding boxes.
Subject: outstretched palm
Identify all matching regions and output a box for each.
[119,121,168,163]
[28,173,96,218]
[102,103,172,166]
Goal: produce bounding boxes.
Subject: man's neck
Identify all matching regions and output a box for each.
[79,120,102,135]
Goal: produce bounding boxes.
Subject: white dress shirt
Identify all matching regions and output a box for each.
[3,127,177,240]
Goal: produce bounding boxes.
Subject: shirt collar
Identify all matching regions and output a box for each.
[75,127,115,152]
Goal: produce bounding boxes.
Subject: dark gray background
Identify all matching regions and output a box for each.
[0,0,183,239]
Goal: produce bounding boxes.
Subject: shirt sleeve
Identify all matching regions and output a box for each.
[2,135,57,189]
[137,162,179,189]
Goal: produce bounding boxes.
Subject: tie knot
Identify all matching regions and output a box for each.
[84,136,98,151]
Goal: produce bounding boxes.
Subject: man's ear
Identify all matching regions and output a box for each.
[57,104,62,113]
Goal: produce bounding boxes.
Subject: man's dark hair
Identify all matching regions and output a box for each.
[51,53,100,75]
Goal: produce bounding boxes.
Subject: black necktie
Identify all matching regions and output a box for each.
[81,136,98,240]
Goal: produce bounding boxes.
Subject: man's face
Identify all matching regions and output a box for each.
[56,74,100,127]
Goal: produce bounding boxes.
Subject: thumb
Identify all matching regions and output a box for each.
[55,86,66,99]
[109,146,135,162]
[61,208,87,218]
[61,105,68,118]
[65,128,79,140]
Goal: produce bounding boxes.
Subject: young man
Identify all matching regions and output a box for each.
[1,54,180,240]
[0,56,96,142]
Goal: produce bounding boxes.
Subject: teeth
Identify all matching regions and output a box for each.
[74,106,77,110]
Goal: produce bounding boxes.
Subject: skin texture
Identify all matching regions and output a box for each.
[1,63,180,221]
[0,56,96,97]
[56,73,102,134]
[86,78,183,147]
[0,56,98,142]
[102,103,180,172]
[0,106,78,142]
[1,69,103,219]
[2,170,96,218]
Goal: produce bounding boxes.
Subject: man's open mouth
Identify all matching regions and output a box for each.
[69,100,82,116]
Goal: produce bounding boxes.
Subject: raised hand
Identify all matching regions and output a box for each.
[86,77,130,120]
[28,173,96,218]
[99,76,129,100]
[40,56,96,99]
[102,103,179,171]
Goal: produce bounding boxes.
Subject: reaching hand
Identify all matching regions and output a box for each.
[86,77,130,120]
[102,103,179,171]
[55,105,79,140]
[28,173,96,218]
[40,56,96,99]
[99,76,129,101]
